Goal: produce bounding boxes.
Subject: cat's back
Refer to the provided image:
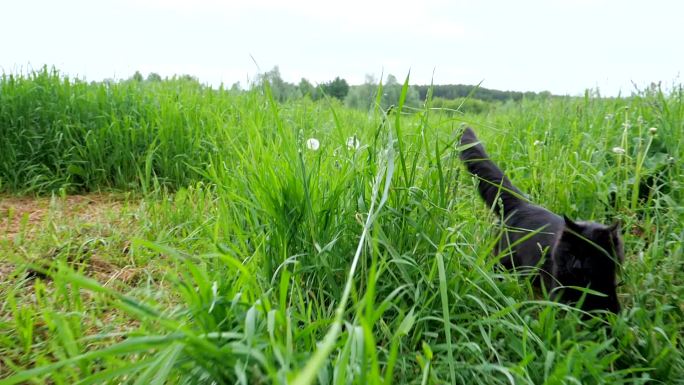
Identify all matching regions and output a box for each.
[500,204,564,267]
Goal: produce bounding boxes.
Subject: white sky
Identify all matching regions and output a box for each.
[1,0,682,96]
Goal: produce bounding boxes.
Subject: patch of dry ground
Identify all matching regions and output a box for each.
[1,194,125,240]
[0,194,149,379]
[0,193,139,284]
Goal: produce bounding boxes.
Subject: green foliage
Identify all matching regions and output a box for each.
[345,74,421,111]
[146,72,162,82]
[415,84,550,102]
[319,76,350,100]
[298,78,317,99]
[253,66,302,102]
[0,67,223,193]
[429,97,495,115]
[344,74,379,111]
[1,68,683,385]
[131,71,144,82]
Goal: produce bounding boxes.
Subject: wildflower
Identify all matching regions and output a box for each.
[533,140,543,146]
[604,114,614,120]
[346,135,360,150]
[649,127,657,135]
[612,146,626,155]
[306,138,320,151]
[622,121,632,129]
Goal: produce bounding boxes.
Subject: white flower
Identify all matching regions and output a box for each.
[306,138,320,151]
[346,135,360,150]
[604,114,614,120]
[612,146,626,155]
[622,121,632,129]
[649,127,657,135]
[533,140,543,146]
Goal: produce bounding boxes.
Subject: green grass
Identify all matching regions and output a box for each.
[1,68,683,384]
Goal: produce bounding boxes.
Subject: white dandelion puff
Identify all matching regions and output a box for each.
[612,146,626,155]
[533,140,543,146]
[649,127,658,135]
[306,138,320,151]
[346,135,361,150]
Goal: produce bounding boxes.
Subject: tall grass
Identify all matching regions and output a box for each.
[1,69,682,384]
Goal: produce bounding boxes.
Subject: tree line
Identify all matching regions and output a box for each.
[125,67,554,113]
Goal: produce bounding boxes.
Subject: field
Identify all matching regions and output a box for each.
[1,69,683,384]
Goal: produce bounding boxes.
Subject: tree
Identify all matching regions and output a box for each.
[379,74,420,110]
[298,78,317,99]
[321,77,349,100]
[230,82,242,92]
[345,74,378,110]
[131,71,144,82]
[345,74,420,111]
[254,66,300,102]
[146,72,162,82]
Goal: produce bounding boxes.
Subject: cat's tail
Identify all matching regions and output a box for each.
[459,127,527,217]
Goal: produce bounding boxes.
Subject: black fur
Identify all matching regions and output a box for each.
[460,127,623,313]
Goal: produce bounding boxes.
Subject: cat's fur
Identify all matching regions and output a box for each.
[459,127,623,313]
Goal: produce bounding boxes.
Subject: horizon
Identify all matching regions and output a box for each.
[2,0,682,97]
[6,65,676,99]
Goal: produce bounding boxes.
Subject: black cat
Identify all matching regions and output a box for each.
[459,127,623,313]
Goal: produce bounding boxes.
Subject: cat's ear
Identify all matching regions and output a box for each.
[571,255,583,270]
[563,215,582,233]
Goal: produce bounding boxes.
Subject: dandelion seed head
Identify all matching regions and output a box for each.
[346,135,361,150]
[306,138,320,151]
[649,127,657,135]
[612,146,626,155]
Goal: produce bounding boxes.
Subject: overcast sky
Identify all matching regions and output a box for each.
[1,0,682,96]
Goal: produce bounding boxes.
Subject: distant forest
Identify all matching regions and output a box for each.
[126,66,555,113]
[413,84,553,102]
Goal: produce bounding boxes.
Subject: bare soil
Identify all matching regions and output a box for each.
[0,193,137,283]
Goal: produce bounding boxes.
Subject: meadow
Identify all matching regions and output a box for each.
[0,68,682,384]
